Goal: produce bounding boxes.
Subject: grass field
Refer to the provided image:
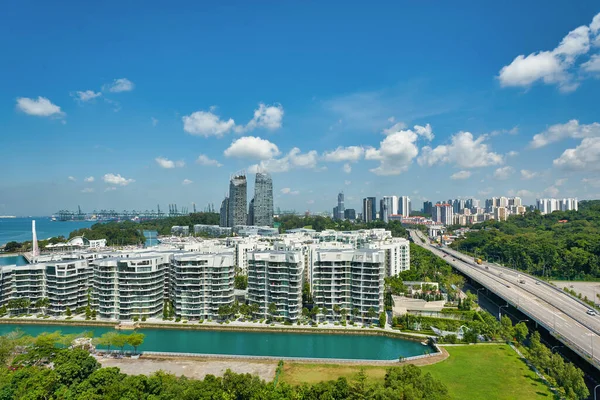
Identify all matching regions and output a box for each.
[280,345,555,400]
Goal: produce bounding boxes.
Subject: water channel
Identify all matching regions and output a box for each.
[0,323,431,360]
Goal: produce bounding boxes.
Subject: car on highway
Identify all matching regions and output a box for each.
[587,309,597,316]
[535,281,541,285]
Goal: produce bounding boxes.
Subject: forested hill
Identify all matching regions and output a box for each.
[450,200,600,280]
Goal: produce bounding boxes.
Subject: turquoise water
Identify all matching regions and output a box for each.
[0,255,28,266]
[0,324,429,360]
[0,217,95,245]
[143,230,160,247]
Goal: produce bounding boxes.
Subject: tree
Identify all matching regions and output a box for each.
[268,302,278,319]
[379,312,386,328]
[352,308,360,321]
[367,307,376,323]
[340,308,348,322]
[333,304,341,321]
[513,322,529,344]
[234,275,248,290]
[65,306,72,317]
[97,331,120,353]
[111,334,128,354]
[500,315,514,341]
[35,297,49,315]
[126,332,145,354]
[53,348,100,385]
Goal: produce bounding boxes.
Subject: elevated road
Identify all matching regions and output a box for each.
[409,229,600,370]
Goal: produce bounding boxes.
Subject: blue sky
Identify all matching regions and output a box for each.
[1,1,600,216]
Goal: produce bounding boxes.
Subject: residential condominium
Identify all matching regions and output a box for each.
[312,249,385,324]
[0,264,45,311]
[91,254,169,320]
[247,250,303,322]
[228,174,248,227]
[170,253,235,320]
[362,237,410,277]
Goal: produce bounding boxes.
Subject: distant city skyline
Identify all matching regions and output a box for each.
[1,4,600,215]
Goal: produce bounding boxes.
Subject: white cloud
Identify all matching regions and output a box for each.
[103,78,134,93]
[582,55,600,74]
[72,90,102,102]
[322,146,364,162]
[450,170,471,180]
[582,177,600,187]
[530,119,600,148]
[493,166,515,180]
[182,110,236,137]
[84,176,95,183]
[151,117,158,127]
[238,103,284,132]
[343,163,352,173]
[196,155,222,167]
[509,189,535,198]
[103,173,134,186]
[68,176,76,182]
[498,13,600,91]
[507,150,519,157]
[155,157,185,169]
[413,124,435,141]
[555,178,568,186]
[224,136,280,160]
[543,186,560,197]
[520,170,538,180]
[81,188,94,193]
[16,96,65,117]
[344,180,351,185]
[182,179,193,185]
[553,137,600,171]
[418,131,503,169]
[248,147,319,174]
[104,187,117,192]
[280,187,299,195]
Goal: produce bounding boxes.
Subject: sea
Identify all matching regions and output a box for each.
[0,217,95,246]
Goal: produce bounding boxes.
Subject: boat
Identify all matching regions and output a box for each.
[51,216,57,222]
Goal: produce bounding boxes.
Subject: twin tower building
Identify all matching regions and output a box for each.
[219,172,274,228]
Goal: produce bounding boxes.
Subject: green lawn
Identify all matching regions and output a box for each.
[280,344,555,400]
[422,345,554,400]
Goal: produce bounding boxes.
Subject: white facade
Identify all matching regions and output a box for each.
[399,196,411,217]
[362,237,410,276]
[537,198,577,214]
[380,196,398,223]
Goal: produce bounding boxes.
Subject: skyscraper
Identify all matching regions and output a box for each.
[380,196,398,222]
[337,192,345,220]
[219,197,229,227]
[228,174,247,227]
[253,172,273,226]
[399,196,411,217]
[248,198,255,225]
[363,197,376,223]
[423,201,433,215]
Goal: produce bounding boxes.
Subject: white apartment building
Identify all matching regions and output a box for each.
[92,254,169,320]
[170,253,235,320]
[380,196,398,223]
[399,196,411,218]
[536,198,578,214]
[494,206,508,221]
[312,249,385,324]
[362,237,410,276]
[0,264,46,310]
[247,251,303,322]
[432,203,453,225]
[45,259,92,315]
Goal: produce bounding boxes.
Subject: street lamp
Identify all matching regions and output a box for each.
[595,384,600,400]
[499,304,509,320]
[518,319,529,324]
[551,345,563,353]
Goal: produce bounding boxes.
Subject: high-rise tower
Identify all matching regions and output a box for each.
[228,174,247,227]
[219,197,229,227]
[253,172,273,226]
[336,192,345,220]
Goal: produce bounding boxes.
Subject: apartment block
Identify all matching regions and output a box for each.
[247,251,303,322]
[170,253,235,320]
[312,249,385,324]
[362,237,410,276]
[45,259,92,315]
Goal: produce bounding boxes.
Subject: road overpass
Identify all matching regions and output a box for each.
[408,229,600,370]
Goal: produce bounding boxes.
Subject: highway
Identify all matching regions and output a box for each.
[408,229,600,370]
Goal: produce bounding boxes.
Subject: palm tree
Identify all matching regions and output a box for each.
[34,298,49,316]
[333,304,341,321]
[367,307,376,324]
[268,302,278,319]
[340,308,348,322]
[352,307,359,321]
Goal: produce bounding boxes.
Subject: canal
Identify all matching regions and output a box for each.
[0,324,430,360]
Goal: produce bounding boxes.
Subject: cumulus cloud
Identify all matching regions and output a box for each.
[84,176,95,183]
[507,151,519,157]
[530,119,600,148]
[493,166,515,180]
[498,13,600,91]
[103,173,134,186]
[81,188,94,193]
[248,147,318,173]
[155,157,185,169]
[16,96,65,117]
[553,137,600,171]
[520,170,538,180]
[182,179,193,185]
[103,78,134,93]
[418,131,503,169]
[280,187,299,195]
[68,176,76,182]
[543,186,560,197]
[224,136,280,160]
[238,103,284,132]
[343,163,352,174]
[183,103,284,137]
[72,90,102,102]
[196,155,222,167]
[183,110,236,137]
[413,124,435,141]
[582,55,600,74]
[322,146,365,162]
[450,170,471,180]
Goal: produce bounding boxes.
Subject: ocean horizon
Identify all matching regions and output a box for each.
[0,217,95,245]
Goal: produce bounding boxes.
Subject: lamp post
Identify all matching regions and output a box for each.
[499,304,509,320]
[594,384,600,400]
[551,345,563,353]
[518,319,529,324]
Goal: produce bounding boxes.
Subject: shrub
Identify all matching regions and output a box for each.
[175,317,181,322]
[141,316,146,322]
[133,316,139,322]
[198,319,204,324]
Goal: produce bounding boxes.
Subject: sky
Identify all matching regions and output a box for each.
[1,1,600,216]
